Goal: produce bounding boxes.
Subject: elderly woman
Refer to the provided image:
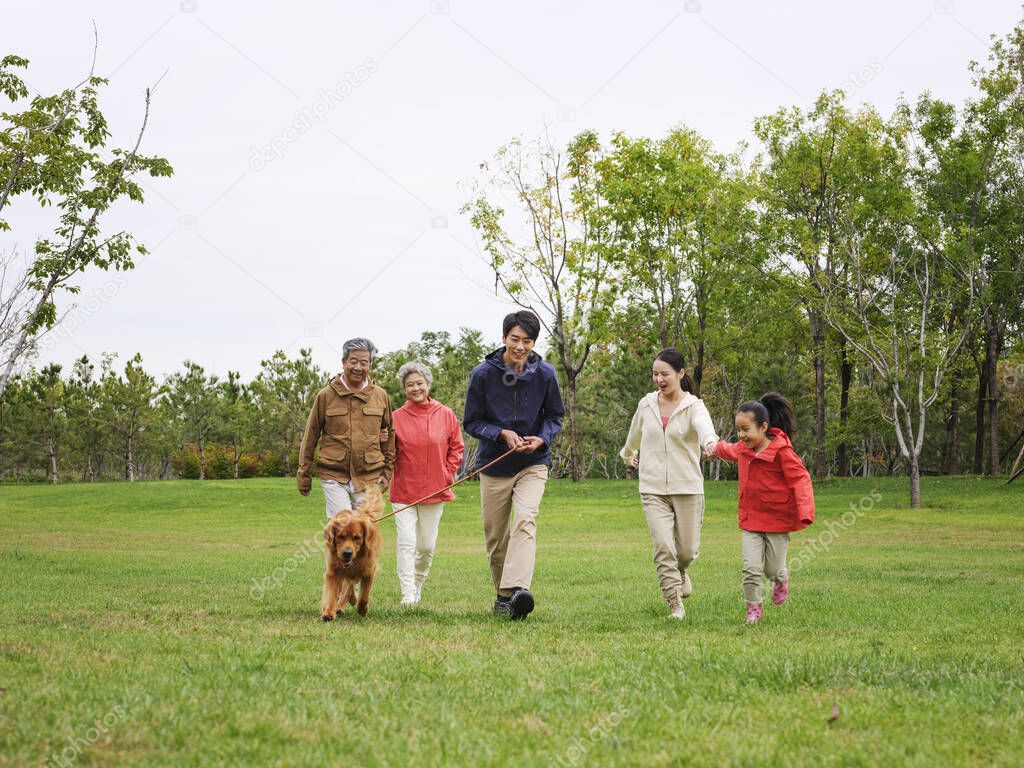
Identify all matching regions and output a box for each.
[390,361,465,606]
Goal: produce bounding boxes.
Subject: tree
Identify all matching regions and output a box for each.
[0,42,173,399]
[822,211,978,506]
[911,23,1024,476]
[464,131,617,481]
[99,352,156,481]
[251,349,324,475]
[754,92,911,477]
[64,355,103,481]
[219,371,254,479]
[164,361,220,480]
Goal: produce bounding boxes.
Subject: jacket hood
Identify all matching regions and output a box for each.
[398,397,444,414]
[744,427,793,461]
[485,347,544,378]
[643,390,699,417]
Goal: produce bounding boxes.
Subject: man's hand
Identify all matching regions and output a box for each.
[299,488,310,497]
[377,475,389,490]
[517,436,545,453]
[499,429,525,451]
[703,441,718,459]
[631,452,639,469]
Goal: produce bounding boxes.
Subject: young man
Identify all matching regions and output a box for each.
[463,310,564,620]
[297,337,396,518]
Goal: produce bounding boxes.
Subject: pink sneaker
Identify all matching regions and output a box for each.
[772,580,789,606]
[746,602,763,624]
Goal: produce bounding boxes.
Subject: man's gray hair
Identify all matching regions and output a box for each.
[397,360,433,388]
[342,337,377,361]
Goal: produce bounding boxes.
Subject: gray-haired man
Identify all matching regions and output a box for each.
[297,337,396,518]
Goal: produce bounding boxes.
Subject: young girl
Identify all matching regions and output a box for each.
[620,348,719,621]
[711,392,815,624]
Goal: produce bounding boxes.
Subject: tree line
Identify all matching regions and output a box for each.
[2,25,1023,506]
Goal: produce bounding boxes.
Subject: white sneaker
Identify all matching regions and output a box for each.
[400,595,417,607]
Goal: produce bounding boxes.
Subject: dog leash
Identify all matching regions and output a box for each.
[371,447,519,523]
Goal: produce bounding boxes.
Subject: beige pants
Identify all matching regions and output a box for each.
[394,502,444,601]
[640,493,704,600]
[741,530,790,604]
[480,464,548,597]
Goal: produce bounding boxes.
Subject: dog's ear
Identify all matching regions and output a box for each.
[324,520,336,545]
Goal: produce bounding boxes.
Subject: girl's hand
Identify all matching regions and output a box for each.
[379,428,389,443]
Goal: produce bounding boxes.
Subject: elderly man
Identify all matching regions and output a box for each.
[297,337,396,518]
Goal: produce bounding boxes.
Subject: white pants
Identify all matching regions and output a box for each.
[321,479,364,520]
[394,502,445,601]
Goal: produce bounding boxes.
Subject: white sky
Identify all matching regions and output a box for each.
[4,0,1020,381]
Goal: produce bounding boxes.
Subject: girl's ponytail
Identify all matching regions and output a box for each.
[759,391,796,436]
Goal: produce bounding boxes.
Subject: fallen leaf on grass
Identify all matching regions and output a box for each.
[827,703,840,725]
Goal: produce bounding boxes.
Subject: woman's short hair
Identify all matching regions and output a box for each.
[397,361,433,388]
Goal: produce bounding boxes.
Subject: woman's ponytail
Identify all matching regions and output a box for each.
[680,371,694,393]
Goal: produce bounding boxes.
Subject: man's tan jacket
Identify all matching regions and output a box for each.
[296,376,396,493]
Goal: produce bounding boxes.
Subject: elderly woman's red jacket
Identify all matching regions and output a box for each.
[390,398,465,505]
[715,428,815,532]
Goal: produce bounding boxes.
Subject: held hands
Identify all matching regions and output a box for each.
[379,428,389,443]
[499,430,544,453]
[703,441,718,459]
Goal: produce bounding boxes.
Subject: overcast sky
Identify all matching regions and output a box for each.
[4,0,1020,381]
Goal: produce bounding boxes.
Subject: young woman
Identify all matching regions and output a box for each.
[712,392,815,624]
[620,348,719,620]
[389,361,464,606]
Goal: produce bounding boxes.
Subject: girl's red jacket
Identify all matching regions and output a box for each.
[715,428,815,532]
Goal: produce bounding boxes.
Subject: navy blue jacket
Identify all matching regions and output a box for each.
[463,348,564,477]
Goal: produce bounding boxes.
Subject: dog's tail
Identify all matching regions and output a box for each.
[359,484,385,519]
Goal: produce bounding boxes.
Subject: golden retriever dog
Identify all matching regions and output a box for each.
[321,485,383,621]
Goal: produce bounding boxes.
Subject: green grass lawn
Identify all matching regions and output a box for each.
[1,476,1023,767]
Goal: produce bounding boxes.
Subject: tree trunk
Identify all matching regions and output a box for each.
[985,322,1001,477]
[48,437,58,484]
[837,344,852,477]
[909,454,921,509]
[125,432,135,482]
[973,365,986,474]
[693,338,705,398]
[199,440,206,480]
[944,375,961,475]
[566,373,581,483]
[810,311,827,479]
[233,441,240,480]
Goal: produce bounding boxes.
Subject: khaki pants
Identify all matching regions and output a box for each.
[480,464,548,597]
[640,493,704,600]
[394,502,444,601]
[741,530,790,604]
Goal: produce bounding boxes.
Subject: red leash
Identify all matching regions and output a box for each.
[371,447,518,523]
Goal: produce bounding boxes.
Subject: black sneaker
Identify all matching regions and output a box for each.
[508,588,534,621]
[493,596,512,617]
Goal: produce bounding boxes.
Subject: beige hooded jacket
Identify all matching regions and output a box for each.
[620,391,719,495]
